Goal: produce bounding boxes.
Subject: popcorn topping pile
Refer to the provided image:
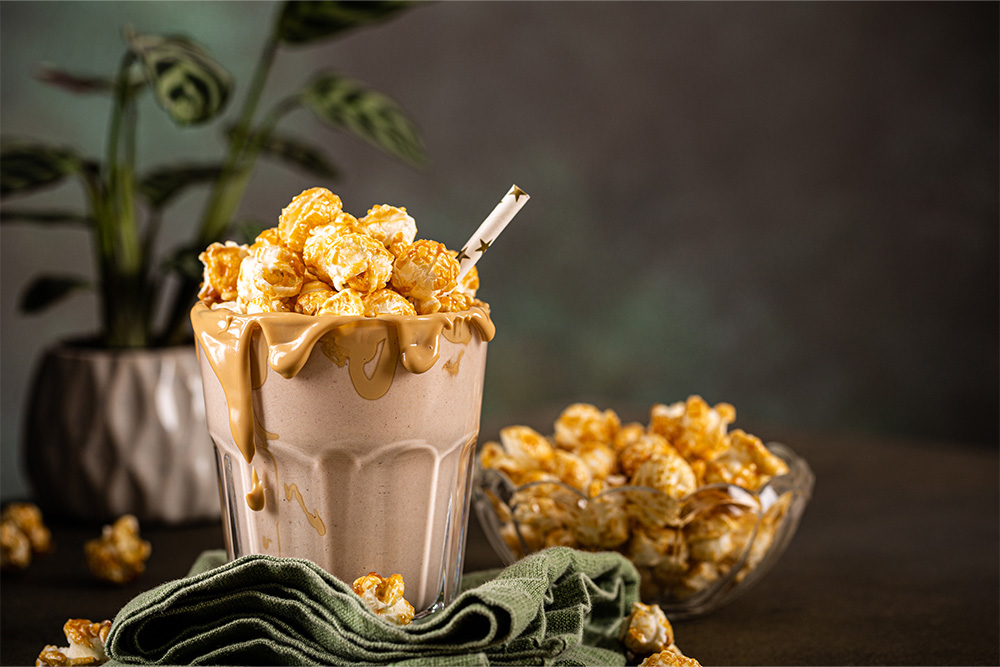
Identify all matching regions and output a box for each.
[198,187,482,316]
[35,619,112,666]
[84,515,151,585]
[352,571,416,626]
[480,396,793,602]
[1,502,52,571]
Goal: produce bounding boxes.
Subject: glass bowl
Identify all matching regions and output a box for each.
[473,442,813,618]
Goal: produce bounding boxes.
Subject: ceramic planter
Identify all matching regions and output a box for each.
[23,342,220,524]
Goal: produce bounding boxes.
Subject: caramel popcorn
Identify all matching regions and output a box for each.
[35,619,112,666]
[198,187,483,320]
[621,601,674,656]
[639,647,702,667]
[554,403,621,451]
[390,239,460,313]
[479,397,797,604]
[84,515,151,585]
[2,502,52,555]
[363,288,417,316]
[1,520,32,570]
[278,187,345,252]
[197,241,249,304]
[352,572,415,625]
[359,204,417,257]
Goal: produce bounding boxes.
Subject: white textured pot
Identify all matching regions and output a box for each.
[24,342,221,524]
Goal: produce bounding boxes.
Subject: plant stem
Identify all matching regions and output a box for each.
[160,13,284,345]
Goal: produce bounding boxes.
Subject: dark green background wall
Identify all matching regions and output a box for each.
[2,1,997,499]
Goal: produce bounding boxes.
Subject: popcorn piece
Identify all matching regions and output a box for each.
[435,290,474,313]
[316,288,366,317]
[84,515,151,585]
[2,502,52,554]
[704,429,789,491]
[613,421,647,453]
[359,204,417,257]
[35,619,112,667]
[554,403,621,451]
[619,433,674,479]
[1,521,31,570]
[363,288,417,316]
[649,396,734,462]
[305,231,393,293]
[627,526,688,574]
[620,601,674,657]
[236,242,305,313]
[550,449,593,491]
[390,240,460,313]
[630,451,697,500]
[352,572,415,626]
[577,442,618,479]
[499,425,555,470]
[639,647,702,667]
[197,241,249,305]
[252,226,282,249]
[294,278,336,315]
[685,508,741,564]
[278,187,345,252]
[572,493,629,549]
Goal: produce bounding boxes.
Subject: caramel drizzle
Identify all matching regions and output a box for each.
[284,483,327,536]
[191,303,495,468]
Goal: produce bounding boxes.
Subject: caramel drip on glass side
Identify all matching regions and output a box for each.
[191,302,495,469]
[246,467,265,511]
[284,483,327,536]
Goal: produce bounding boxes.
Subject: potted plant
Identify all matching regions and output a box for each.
[1,1,426,522]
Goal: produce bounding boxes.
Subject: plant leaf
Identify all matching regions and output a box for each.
[229,219,271,245]
[35,63,146,96]
[0,141,83,198]
[139,164,223,208]
[277,1,411,44]
[0,208,93,226]
[126,31,232,125]
[19,275,91,313]
[300,72,426,167]
[234,126,339,179]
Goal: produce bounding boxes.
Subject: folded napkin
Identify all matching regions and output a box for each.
[105,546,640,666]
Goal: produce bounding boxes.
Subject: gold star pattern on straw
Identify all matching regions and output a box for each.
[456,247,470,262]
[510,185,527,202]
[477,239,492,254]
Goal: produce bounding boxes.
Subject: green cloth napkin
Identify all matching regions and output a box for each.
[105,546,640,666]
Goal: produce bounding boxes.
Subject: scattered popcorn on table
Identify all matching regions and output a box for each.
[84,515,151,585]
[2,502,52,555]
[35,618,112,666]
[1,521,32,570]
[480,397,796,604]
[197,187,483,319]
[352,572,415,626]
[639,646,702,667]
[620,601,674,656]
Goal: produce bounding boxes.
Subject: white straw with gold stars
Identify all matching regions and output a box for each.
[456,184,529,281]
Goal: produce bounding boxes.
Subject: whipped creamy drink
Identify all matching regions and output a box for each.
[192,303,494,613]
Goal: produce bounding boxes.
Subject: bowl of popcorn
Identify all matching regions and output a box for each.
[474,396,814,618]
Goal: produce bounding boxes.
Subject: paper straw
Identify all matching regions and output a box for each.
[456,184,529,281]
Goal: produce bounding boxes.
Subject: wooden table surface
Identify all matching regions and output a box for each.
[2,425,997,666]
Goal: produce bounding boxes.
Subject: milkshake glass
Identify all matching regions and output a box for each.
[191,302,494,614]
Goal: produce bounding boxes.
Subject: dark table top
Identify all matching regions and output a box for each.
[2,426,997,666]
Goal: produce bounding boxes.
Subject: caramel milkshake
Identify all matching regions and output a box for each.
[189,186,517,614]
[193,305,493,612]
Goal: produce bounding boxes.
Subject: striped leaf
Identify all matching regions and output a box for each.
[245,128,339,179]
[1,208,93,226]
[300,73,426,167]
[277,1,410,44]
[0,142,82,198]
[139,164,223,208]
[20,275,91,314]
[126,31,232,125]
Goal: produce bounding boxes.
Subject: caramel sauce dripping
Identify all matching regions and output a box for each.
[246,467,265,511]
[191,302,495,512]
[284,483,327,536]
